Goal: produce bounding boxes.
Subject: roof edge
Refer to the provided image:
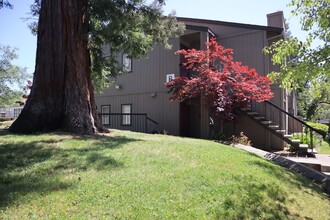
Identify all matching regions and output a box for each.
[185,25,217,37]
[177,17,283,33]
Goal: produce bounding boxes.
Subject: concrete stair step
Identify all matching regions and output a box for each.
[300,162,321,171]
[293,132,303,136]
[276,130,286,133]
[307,148,317,154]
[291,139,301,143]
[299,144,309,153]
[269,125,279,129]
[323,172,330,176]
[284,134,293,138]
[261,120,272,125]
[247,111,259,115]
[321,165,330,172]
[254,116,266,120]
[299,144,308,148]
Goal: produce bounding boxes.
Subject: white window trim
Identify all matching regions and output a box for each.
[121,104,132,126]
[101,105,110,125]
[122,53,132,72]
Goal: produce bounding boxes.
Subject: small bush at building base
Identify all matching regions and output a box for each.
[307,121,328,139]
[230,132,252,146]
[213,132,227,141]
[292,133,322,150]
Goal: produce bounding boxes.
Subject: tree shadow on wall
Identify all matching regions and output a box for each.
[0,130,140,208]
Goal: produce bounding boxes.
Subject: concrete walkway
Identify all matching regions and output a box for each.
[285,154,330,174]
[233,144,330,196]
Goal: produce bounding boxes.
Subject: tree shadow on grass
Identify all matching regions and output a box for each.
[211,148,330,219]
[0,130,140,208]
[244,152,326,195]
[217,174,292,219]
[215,153,328,219]
[217,172,322,219]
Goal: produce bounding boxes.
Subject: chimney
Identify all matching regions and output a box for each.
[267,11,284,29]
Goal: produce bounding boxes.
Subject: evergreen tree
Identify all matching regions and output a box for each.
[8,0,184,134]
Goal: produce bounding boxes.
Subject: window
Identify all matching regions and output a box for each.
[101,105,110,125]
[122,53,132,72]
[121,104,131,125]
[13,107,22,118]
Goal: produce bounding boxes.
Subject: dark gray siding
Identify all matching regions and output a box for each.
[220,31,266,75]
[96,38,182,135]
[182,19,286,148]
[101,38,180,96]
[96,92,180,135]
[96,17,290,149]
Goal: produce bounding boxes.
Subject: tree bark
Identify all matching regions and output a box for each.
[9,0,106,134]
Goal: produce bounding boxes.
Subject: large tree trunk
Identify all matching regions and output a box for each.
[9,0,106,134]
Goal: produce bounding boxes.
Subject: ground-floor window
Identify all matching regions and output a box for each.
[13,108,23,118]
[121,104,132,125]
[101,105,110,125]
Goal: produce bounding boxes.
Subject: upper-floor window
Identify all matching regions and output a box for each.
[122,53,132,72]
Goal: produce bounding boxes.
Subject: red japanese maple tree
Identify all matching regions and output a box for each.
[166,38,273,120]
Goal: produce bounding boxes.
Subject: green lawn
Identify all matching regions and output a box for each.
[319,140,330,154]
[0,125,329,219]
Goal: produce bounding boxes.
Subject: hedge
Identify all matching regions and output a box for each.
[307,121,329,139]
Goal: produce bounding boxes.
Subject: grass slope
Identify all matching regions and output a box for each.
[0,127,329,219]
[319,141,330,154]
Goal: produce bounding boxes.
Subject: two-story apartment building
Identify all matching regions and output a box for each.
[95,11,300,151]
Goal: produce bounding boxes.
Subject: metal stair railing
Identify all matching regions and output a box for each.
[250,101,323,151]
[98,113,158,133]
[146,116,159,133]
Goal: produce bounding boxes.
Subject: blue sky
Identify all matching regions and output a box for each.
[0,0,305,74]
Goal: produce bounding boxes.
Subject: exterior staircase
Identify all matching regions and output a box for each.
[241,101,322,155]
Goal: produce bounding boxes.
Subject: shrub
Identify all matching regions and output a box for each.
[292,133,322,149]
[307,121,328,139]
[230,132,252,146]
[160,129,169,135]
[213,132,227,141]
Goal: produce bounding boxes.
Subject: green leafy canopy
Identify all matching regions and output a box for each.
[264,0,329,90]
[0,45,29,105]
[89,0,185,92]
[264,0,330,120]
[12,0,185,93]
[0,0,13,9]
